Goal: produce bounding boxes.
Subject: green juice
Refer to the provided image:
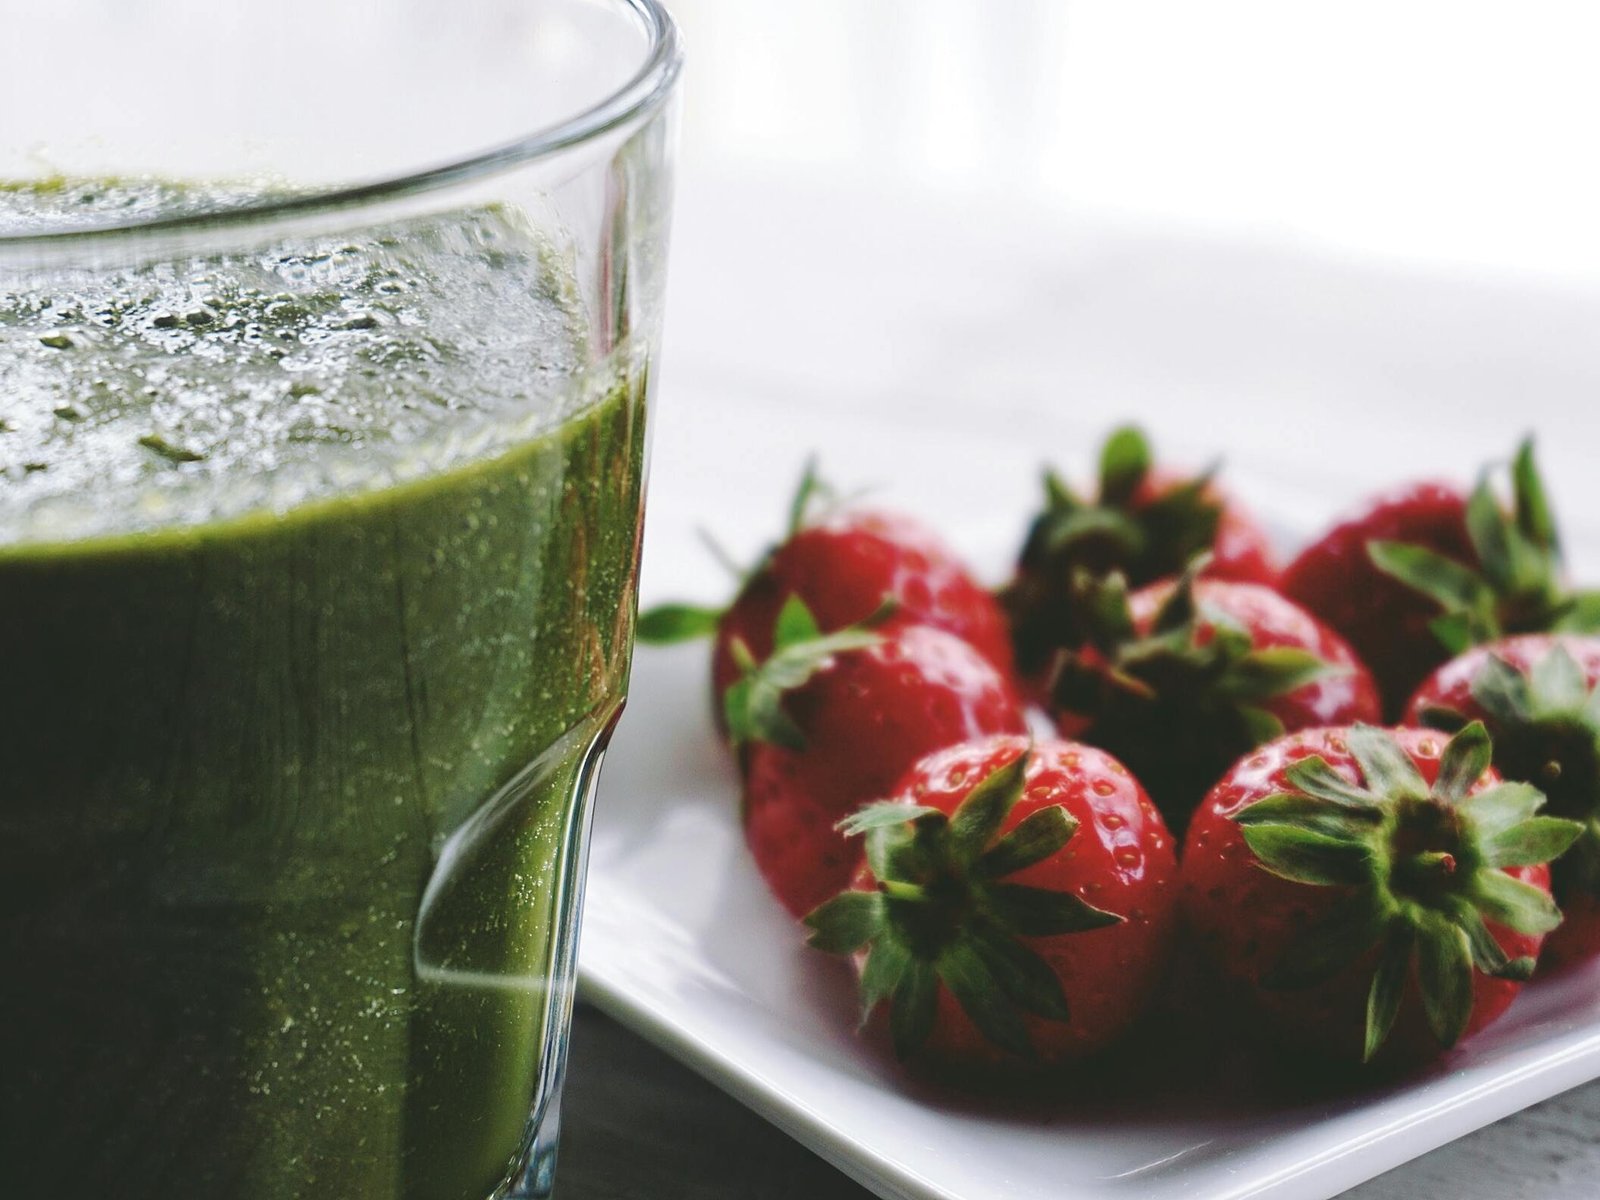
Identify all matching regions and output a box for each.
[0,182,648,1198]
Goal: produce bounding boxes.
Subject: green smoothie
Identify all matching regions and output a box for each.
[0,181,649,1199]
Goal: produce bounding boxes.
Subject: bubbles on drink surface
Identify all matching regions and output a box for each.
[0,178,595,542]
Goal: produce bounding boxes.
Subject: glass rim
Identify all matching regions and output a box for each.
[0,0,682,253]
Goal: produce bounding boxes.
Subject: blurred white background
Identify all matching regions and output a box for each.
[645,0,1600,593]
[671,0,1600,277]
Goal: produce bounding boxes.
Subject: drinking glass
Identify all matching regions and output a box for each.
[0,2,680,1197]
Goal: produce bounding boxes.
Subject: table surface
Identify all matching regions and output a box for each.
[561,4,1600,1195]
[560,1005,1600,1200]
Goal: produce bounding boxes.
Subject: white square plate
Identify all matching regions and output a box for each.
[579,641,1600,1200]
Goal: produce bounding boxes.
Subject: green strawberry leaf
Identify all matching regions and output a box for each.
[1468,655,1535,725]
[1284,756,1381,809]
[1499,954,1538,982]
[1465,474,1518,594]
[1199,605,1254,654]
[1043,468,1077,511]
[839,801,941,836]
[1530,644,1588,711]
[1364,924,1414,1062]
[773,593,823,650]
[858,935,913,1024]
[1234,792,1383,839]
[1071,568,1138,652]
[786,455,828,536]
[1346,725,1430,798]
[1149,562,1202,634]
[864,818,941,886]
[637,603,723,643]
[948,750,1030,860]
[968,918,1074,1023]
[1136,474,1222,576]
[1098,424,1152,507]
[977,806,1078,879]
[1220,646,1339,700]
[986,882,1123,936]
[1368,539,1491,611]
[1557,590,1600,633]
[720,673,749,735]
[936,942,1034,1059]
[1236,704,1287,746]
[735,676,806,751]
[1428,611,1481,656]
[1480,816,1583,869]
[1238,824,1372,886]
[1458,781,1546,837]
[1512,437,1558,550]
[889,960,939,1060]
[1471,868,1565,935]
[1044,507,1144,560]
[804,890,887,954]
[1457,907,1535,981]
[1416,919,1474,1048]
[724,597,882,749]
[1434,720,1492,803]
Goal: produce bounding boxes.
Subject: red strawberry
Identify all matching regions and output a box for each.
[1280,481,1473,717]
[1182,723,1580,1066]
[1404,634,1600,971]
[804,735,1178,1074]
[639,463,1014,734]
[1047,569,1380,833]
[710,509,1014,710]
[1000,425,1278,689]
[732,601,1026,917]
[1283,440,1600,716]
[1218,517,1278,589]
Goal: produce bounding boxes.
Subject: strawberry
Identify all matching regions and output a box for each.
[1280,481,1473,717]
[639,463,1014,736]
[1405,634,1600,971]
[804,735,1178,1074]
[1000,425,1278,689]
[1182,724,1581,1066]
[731,600,1026,917]
[1046,568,1380,834]
[1283,440,1600,715]
[1370,440,1600,657]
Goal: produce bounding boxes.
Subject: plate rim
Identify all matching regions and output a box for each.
[578,946,1600,1200]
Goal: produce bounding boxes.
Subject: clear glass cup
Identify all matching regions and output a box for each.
[0,2,680,1197]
